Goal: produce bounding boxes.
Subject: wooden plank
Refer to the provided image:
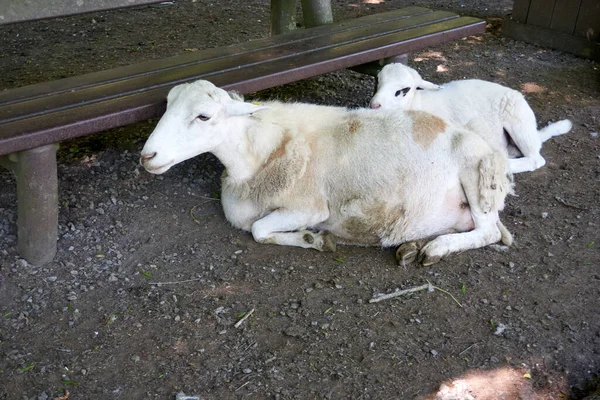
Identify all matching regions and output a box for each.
[0,9,460,122]
[0,16,485,155]
[512,0,532,23]
[503,18,600,60]
[574,0,600,40]
[550,0,582,35]
[0,0,164,25]
[526,0,556,28]
[0,6,432,105]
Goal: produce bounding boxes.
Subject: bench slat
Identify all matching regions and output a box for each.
[0,11,485,156]
[0,6,431,104]
[1,10,461,123]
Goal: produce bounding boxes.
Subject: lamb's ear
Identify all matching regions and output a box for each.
[417,80,441,90]
[225,101,269,117]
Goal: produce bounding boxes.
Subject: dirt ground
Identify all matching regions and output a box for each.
[1,0,599,399]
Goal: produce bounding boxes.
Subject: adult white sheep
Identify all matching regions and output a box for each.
[370,63,572,174]
[140,80,513,266]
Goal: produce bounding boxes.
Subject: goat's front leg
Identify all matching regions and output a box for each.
[251,209,336,252]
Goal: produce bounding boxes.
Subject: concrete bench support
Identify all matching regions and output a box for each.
[1,145,58,265]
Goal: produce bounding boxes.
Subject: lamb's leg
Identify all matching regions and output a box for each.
[251,208,336,252]
[420,149,509,265]
[503,97,546,173]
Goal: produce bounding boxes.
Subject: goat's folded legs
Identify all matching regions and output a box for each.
[251,208,336,252]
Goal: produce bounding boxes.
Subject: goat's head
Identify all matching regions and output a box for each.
[370,63,440,110]
[140,80,266,174]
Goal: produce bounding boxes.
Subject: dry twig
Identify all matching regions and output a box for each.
[234,308,255,328]
[369,281,463,308]
[369,283,431,303]
[149,278,202,285]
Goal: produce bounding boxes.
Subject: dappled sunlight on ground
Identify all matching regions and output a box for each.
[423,366,568,400]
[521,82,547,94]
[414,51,448,62]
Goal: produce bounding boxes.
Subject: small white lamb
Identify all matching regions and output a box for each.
[370,63,572,174]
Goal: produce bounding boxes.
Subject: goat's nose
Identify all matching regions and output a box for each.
[370,103,381,109]
[140,152,157,165]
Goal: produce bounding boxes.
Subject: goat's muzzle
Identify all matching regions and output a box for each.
[140,152,157,166]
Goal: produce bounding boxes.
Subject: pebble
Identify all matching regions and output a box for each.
[243,368,252,374]
[591,131,598,138]
[431,349,439,357]
[131,355,140,363]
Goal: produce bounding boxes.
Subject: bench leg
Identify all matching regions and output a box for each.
[9,145,59,265]
[271,0,297,34]
[300,0,333,27]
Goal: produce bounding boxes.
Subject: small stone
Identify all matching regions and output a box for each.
[506,306,512,311]
[431,349,439,357]
[541,212,548,218]
[108,274,118,282]
[591,131,598,138]
[305,287,313,293]
[131,355,140,363]
[38,393,49,400]
[47,276,58,282]
[234,250,243,254]
[243,368,252,374]
[174,315,181,322]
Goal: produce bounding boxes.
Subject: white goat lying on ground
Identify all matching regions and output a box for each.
[370,63,572,174]
[141,80,513,265]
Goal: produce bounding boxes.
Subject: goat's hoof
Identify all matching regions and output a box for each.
[320,231,337,252]
[421,254,442,267]
[396,242,419,265]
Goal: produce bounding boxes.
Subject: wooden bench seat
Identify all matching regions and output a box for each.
[0,6,485,265]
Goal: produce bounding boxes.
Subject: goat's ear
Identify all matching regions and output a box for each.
[417,80,441,90]
[227,90,244,101]
[225,101,269,117]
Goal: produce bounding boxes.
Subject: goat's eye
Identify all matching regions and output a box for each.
[395,88,410,97]
[196,114,211,121]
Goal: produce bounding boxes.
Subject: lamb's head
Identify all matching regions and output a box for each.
[140,80,265,174]
[370,63,440,110]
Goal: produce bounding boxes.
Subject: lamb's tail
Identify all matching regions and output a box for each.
[539,119,572,143]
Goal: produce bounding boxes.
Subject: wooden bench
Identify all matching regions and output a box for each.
[0,5,485,265]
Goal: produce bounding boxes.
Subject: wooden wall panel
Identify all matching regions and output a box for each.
[574,0,600,40]
[527,0,556,28]
[511,0,532,23]
[550,0,582,35]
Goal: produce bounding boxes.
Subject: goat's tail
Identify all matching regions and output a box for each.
[478,150,513,213]
[538,119,572,143]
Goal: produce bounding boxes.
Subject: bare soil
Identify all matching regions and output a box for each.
[1,1,599,399]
